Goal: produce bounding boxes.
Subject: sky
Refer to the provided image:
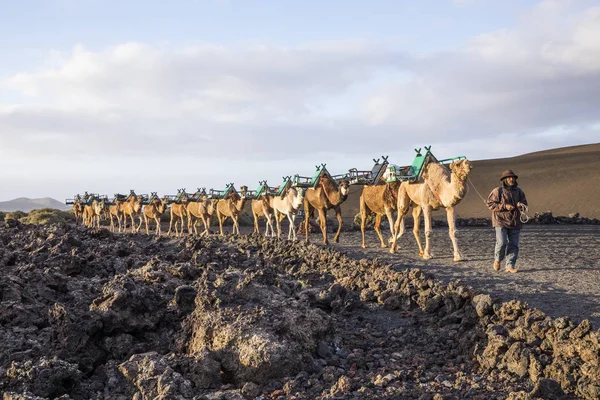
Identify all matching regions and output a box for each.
[1,0,599,201]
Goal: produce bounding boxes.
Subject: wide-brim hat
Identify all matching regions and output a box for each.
[500,169,518,180]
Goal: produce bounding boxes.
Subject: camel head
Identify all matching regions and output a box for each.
[290,187,304,209]
[239,185,249,199]
[338,179,350,199]
[449,159,472,181]
[133,195,144,213]
[155,198,167,214]
[208,198,219,212]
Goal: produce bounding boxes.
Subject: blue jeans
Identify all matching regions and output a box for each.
[495,227,521,268]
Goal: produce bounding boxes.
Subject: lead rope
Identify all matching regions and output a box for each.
[467,176,489,206]
[518,203,530,224]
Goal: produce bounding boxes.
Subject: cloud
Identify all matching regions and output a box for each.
[1,3,599,199]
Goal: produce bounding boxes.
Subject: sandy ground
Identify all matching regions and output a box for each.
[328,224,600,329]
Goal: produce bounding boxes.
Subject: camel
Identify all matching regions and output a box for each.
[359,180,401,248]
[187,197,219,235]
[83,199,106,228]
[216,186,248,236]
[303,175,350,244]
[83,204,94,227]
[167,189,189,236]
[108,198,125,233]
[143,195,168,235]
[121,195,144,233]
[390,158,472,261]
[251,194,277,237]
[272,187,304,240]
[72,197,84,226]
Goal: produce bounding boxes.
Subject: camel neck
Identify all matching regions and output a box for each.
[321,182,344,206]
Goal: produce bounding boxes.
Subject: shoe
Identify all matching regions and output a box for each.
[505,266,518,273]
[493,260,501,271]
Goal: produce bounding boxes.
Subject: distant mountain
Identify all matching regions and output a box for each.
[0,197,71,213]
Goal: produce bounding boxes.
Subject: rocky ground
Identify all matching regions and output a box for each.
[1,220,599,399]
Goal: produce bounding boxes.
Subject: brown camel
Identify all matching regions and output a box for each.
[83,204,94,227]
[187,197,219,235]
[251,194,276,236]
[83,199,106,228]
[390,158,472,261]
[304,175,350,244]
[72,197,84,226]
[216,185,248,236]
[359,181,401,248]
[108,199,125,232]
[143,196,167,235]
[121,195,144,233]
[167,189,189,236]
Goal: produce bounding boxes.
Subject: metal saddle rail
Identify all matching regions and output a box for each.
[438,156,467,165]
[384,146,465,183]
[253,180,272,198]
[348,156,390,185]
[209,183,237,200]
[292,163,334,189]
[270,176,293,196]
[190,188,208,202]
[163,194,178,204]
[163,189,188,204]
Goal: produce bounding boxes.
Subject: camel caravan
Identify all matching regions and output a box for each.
[65,146,472,260]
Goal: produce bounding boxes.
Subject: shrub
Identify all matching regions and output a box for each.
[5,210,28,221]
[353,212,376,229]
[19,208,76,225]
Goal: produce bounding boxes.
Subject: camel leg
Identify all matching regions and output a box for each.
[154,217,161,235]
[264,212,273,237]
[275,209,282,238]
[412,206,424,257]
[290,214,297,240]
[167,211,175,236]
[390,200,410,254]
[233,216,240,236]
[422,206,433,260]
[253,212,260,235]
[304,199,312,243]
[201,216,210,236]
[318,208,328,244]
[446,207,462,261]
[360,197,368,248]
[145,214,150,235]
[217,212,224,236]
[385,207,396,245]
[286,213,294,240]
[136,215,143,233]
[333,205,343,243]
[374,214,386,248]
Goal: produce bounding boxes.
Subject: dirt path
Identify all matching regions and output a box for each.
[330,224,600,329]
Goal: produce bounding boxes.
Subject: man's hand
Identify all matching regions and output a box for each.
[517,202,525,208]
[505,204,514,211]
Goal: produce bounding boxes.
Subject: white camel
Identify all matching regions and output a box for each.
[272,187,304,240]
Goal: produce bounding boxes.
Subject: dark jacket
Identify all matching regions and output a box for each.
[486,182,528,228]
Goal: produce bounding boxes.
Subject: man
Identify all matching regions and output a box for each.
[486,169,528,273]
